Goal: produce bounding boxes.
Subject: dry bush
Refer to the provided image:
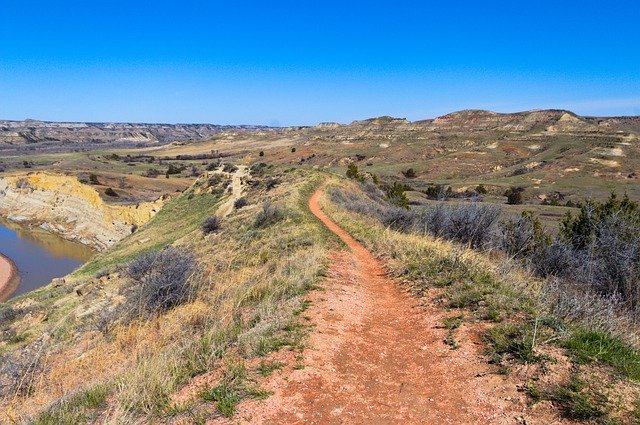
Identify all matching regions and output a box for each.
[201,216,221,234]
[127,247,197,316]
[253,200,283,228]
[329,186,499,248]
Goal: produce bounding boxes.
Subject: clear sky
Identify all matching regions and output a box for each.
[1,1,639,125]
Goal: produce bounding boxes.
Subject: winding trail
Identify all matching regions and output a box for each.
[230,188,520,424]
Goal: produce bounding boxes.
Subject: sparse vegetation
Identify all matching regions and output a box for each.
[323,178,640,422]
[254,200,283,228]
[475,184,487,194]
[3,105,640,423]
[546,376,606,420]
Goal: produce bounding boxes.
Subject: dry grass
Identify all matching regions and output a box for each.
[320,177,640,423]
[0,168,331,423]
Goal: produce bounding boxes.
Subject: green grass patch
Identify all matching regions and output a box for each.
[564,330,640,381]
[77,191,222,276]
[35,383,111,425]
[442,314,464,330]
[257,361,286,377]
[199,360,271,419]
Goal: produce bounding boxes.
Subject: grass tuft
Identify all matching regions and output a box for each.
[564,330,640,381]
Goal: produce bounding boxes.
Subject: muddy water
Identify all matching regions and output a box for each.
[0,219,93,300]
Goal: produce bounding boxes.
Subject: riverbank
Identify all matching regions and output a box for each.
[0,253,19,302]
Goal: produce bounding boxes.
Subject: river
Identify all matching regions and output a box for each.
[0,220,94,300]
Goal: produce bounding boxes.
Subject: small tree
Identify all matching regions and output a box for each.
[505,187,524,205]
[166,164,182,175]
[346,163,361,180]
[291,147,296,153]
[386,182,409,209]
[104,187,119,197]
[402,168,417,178]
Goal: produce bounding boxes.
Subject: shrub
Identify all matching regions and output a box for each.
[528,240,574,278]
[291,147,296,153]
[89,173,99,184]
[254,201,283,228]
[379,206,415,232]
[505,187,524,205]
[424,184,451,200]
[145,168,161,178]
[346,163,361,180]
[476,184,487,194]
[557,193,640,306]
[402,168,417,178]
[202,216,221,234]
[330,186,498,249]
[104,188,119,197]
[258,151,264,157]
[498,212,548,259]
[206,161,220,171]
[561,192,638,249]
[385,182,409,209]
[265,178,278,190]
[222,163,238,173]
[234,197,248,209]
[438,203,500,248]
[127,247,196,314]
[166,164,183,175]
[361,181,386,202]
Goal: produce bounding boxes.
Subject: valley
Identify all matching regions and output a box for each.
[0,109,639,423]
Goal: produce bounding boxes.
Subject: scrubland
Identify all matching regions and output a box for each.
[0,167,333,423]
[324,176,640,423]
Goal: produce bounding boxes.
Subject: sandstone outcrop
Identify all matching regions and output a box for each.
[0,173,163,250]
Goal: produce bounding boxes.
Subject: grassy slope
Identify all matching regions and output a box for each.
[0,168,335,424]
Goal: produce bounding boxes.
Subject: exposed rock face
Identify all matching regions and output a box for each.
[0,120,270,154]
[0,173,163,250]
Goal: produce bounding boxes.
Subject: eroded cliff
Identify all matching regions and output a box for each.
[0,173,163,250]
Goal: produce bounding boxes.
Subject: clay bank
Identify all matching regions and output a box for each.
[0,172,163,251]
[0,172,164,300]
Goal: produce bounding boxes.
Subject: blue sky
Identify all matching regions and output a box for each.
[1,1,639,125]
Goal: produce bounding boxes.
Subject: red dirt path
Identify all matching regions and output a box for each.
[224,188,531,424]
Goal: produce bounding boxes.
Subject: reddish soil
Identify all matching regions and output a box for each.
[219,189,556,424]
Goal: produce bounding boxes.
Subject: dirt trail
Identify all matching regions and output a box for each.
[231,188,525,424]
[216,165,249,218]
